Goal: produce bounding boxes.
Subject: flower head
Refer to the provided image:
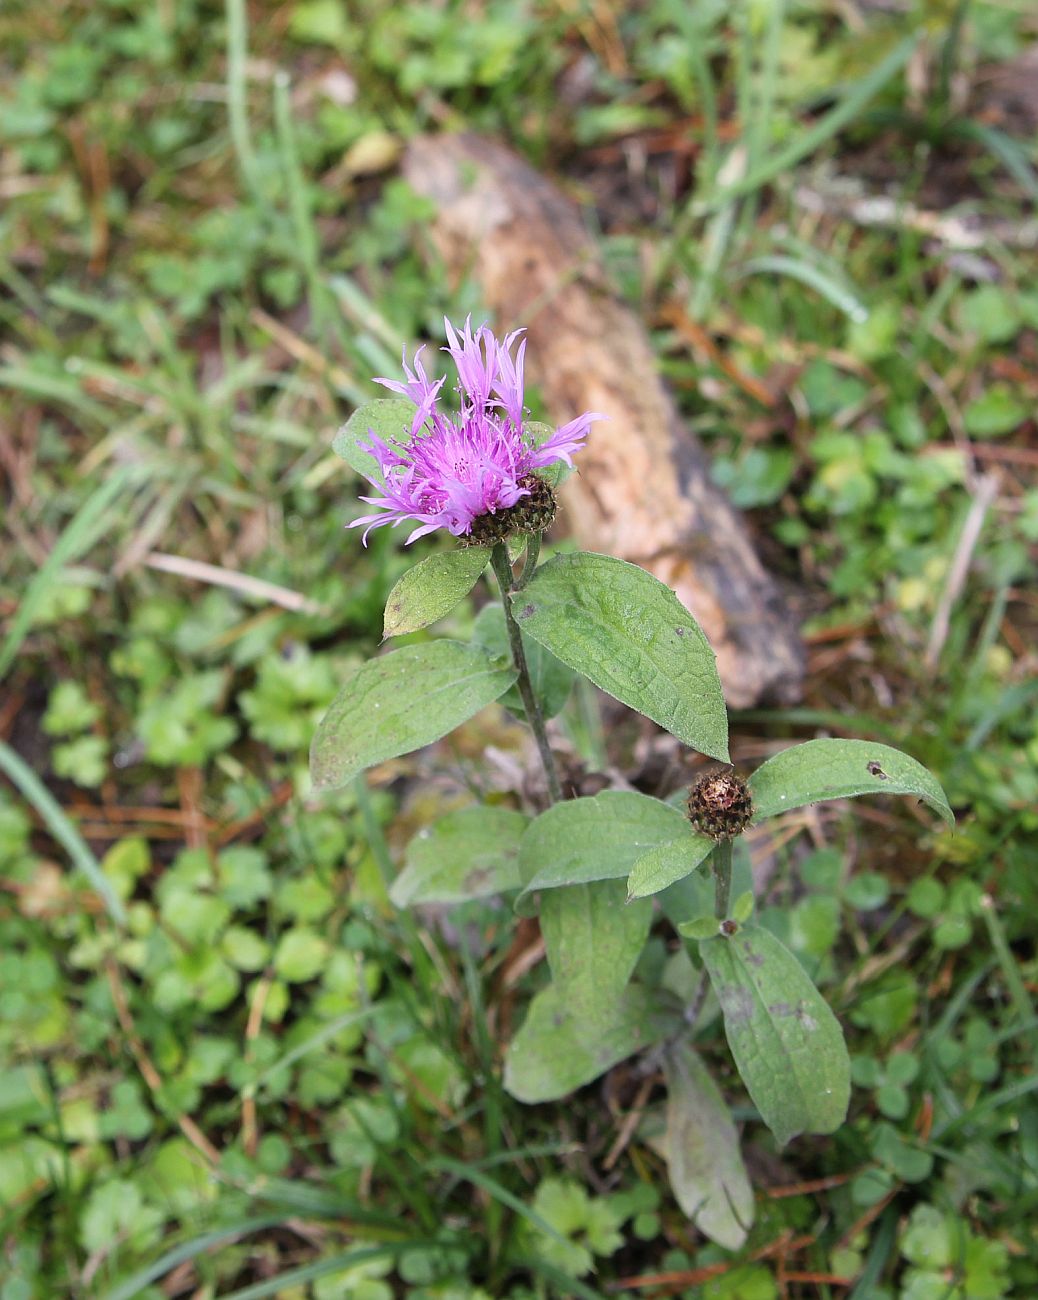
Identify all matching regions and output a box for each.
[349,317,604,545]
[686,768,754,841]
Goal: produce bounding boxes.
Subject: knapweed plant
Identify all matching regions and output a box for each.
[312,319,953,1248]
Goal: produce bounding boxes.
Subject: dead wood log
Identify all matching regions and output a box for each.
[402,133,804,708]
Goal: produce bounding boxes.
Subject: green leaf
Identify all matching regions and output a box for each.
[871,1121,933,1183]
[541,880,651,997]
[517,791,687,906]
[473,604,575,722]
[80,1179,163,1256]
[332,398,413,481]
[678,915,720,941]
[700,923,850,1146]
[626,830,713,900]
[748,739,953,826]
[390,806,529,906]
[310,641,517,791]
[963,386,1027,439]
[274,927,330,983]
[526,421,574,487]
[661,1042,754,1249]
[504,983,663,1104]
[514,553,729,760]
[505,880,666,1101]
[382,547,490,638]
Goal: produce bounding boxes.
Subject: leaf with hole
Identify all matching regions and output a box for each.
[700,923,850,1146]
[382,547,490,638]
[514,553,729,761]
[310,642,516,791]
[748,739,953,825]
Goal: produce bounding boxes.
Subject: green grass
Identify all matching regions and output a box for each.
[1,0,1036,1296]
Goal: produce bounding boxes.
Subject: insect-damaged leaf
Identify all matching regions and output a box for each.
[700,923,850,1147]
[310,641,516,791]
[514,553,730,762]
[749,738,953,826]
[382,547,490,639]
[661,1042,755,1249]
[390,806,528,906]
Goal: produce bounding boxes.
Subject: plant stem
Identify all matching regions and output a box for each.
[712,838,733,920]
[490,541,563,804]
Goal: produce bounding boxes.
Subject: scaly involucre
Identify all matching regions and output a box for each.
[349,317,603,544]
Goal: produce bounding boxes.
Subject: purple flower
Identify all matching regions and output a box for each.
[349,317,604,544]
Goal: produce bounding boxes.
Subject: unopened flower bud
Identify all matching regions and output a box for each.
[686,768,753,840]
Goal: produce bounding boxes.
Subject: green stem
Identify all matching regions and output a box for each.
[712,838,733,921]
[490,541,563,804]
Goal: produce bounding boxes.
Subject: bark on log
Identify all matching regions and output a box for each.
[402,133,804,708]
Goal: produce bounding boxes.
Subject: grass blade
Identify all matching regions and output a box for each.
[0,739,126,926]
[428,1155,569,1249]
[100,1217,288,1300]
[219,1244,424,1300]
[951,120,1038,203]
[225,0,261,196]
[0,467,136,681]
[737,253,869,322]
[697,34,918,213]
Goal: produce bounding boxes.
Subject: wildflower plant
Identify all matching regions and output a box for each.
[313,319,953,1248]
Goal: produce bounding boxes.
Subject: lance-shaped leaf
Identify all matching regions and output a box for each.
[333,398,413,482]
[383,547,491,638]
[627,829,714,900]
[749,739,953,826]
[700,923,850,1146]
[472,604,575,723]
[310,641,516,791]
[661,1042,755,1249]
[514,553,730,762]
[390,806,529,906]
[517,790,687,906]
[540,880,651,997]
[505,984,667,1104]
[506,880,665,1102]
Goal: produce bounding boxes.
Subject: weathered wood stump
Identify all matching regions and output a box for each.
[402,133,804,708]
